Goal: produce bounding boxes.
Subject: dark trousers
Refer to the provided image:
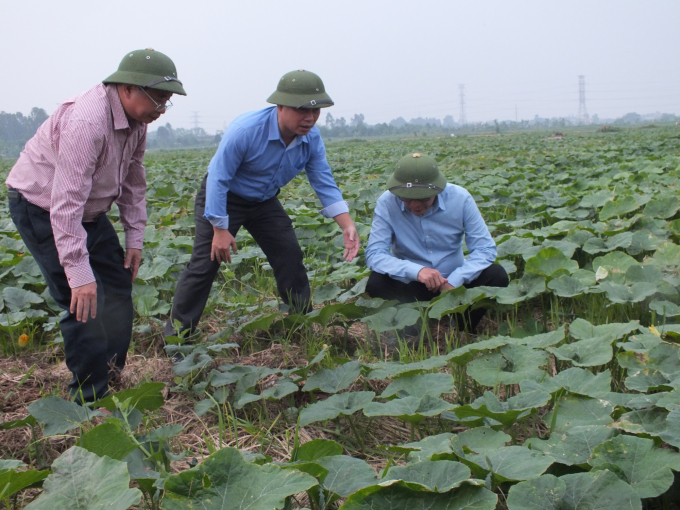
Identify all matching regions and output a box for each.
[165,174,310,337]
[366,264,509,331]
[9,193,132,403]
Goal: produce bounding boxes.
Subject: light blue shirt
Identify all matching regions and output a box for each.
[365,184,497,288]
[205,106,349,229]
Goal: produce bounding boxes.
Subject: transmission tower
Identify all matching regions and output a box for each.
[578,76,589,124]
[458,84,467,125]
[191,111,201,129]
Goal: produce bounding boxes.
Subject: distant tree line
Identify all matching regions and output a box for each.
[146,123,222,149]
[3,106,680,159]
[0,108,49,158]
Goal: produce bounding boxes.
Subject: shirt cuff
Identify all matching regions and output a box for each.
[64,263,96,289]
[446,271,465,288]
[406,262,426,282]
[124,229,144,249]
[207,215,230,229]
[320,200,349,218]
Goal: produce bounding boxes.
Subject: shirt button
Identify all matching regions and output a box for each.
[429,251,433,254]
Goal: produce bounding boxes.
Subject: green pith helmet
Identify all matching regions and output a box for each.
[267,69,333,108]
[103,48,186,96]
[387,153,447,199]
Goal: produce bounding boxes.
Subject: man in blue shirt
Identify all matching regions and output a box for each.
[166,70,359,338]
[365,153,508,331]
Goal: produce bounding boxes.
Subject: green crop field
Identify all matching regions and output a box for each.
[2,127,680,509]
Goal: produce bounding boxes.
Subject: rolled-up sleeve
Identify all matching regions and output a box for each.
[50,120,102,288]
[304,137,349,218]
[117,130,147,249]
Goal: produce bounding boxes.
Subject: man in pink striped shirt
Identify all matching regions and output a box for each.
[6,48,186,403]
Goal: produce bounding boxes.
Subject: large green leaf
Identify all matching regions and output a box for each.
[643,196,680,219]
[494,273,545,304]
[454,390,550,427]
[547,335,614,367]
[380,373,454,399]
[467,345,549,386]
[2,287,43,312]
[162,447,317,510]
[95,383,166,412]
[599,281,658,304]
[383,460,471,492]
[297,439,343,461]
[365,356,450,380]
[427,287,486,319]
[599,195,640,221]
[24,446,141,510]
[589,435,680,499]
[507,474,566,510]
[363,395,456,424]
[28,397,104,436]
[483,446,554,482]
[525,247,579,278]
[526,425,617,466]
[339,482,497,510]
[312,283,343,304]
[450,428,511,477]
[659,408,680,448]
[544,395,614,433]
[361,306,421,333]
[547,275,590,297]
[314,455,378,497]
[648,242,680,271]
[299,391,375,427]
[568,318,640,340]
[520,367,611,398]
[304,361,362,393]
[507,470,642,510]
[387,433,455,462]
[0,468,50,502]
[78,422,138,461]
[497,236,535,258]
[612,408,668,436]
[135,256,173,281]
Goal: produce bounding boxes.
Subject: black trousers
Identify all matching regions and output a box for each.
[9,193,132,403]
[366,264,509,331]
[165,174,310,337]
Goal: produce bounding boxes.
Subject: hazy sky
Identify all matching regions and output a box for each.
[2,1,679,132]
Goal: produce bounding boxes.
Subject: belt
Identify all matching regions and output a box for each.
[7,188,25,201]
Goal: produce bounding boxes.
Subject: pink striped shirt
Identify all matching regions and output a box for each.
[6,83,148,288]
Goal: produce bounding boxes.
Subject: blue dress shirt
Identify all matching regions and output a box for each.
[365,184,497,288]
[205,106,349,229]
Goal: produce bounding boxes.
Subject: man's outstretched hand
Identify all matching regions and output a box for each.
[334,212,360,262]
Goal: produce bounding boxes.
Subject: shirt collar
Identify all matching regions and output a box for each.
[106,84,132,131]
[268,106,309,146]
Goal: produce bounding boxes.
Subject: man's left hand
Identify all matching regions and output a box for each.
[334,213,360,262]
[439,282,455,293]
[124,248,142,281]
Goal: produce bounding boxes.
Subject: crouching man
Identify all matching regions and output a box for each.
[365,153,509,331]
[6,49,186,403]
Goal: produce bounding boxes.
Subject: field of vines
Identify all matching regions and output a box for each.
[2,127,680,509]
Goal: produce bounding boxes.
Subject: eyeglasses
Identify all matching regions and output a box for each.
[138,86,173,111]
